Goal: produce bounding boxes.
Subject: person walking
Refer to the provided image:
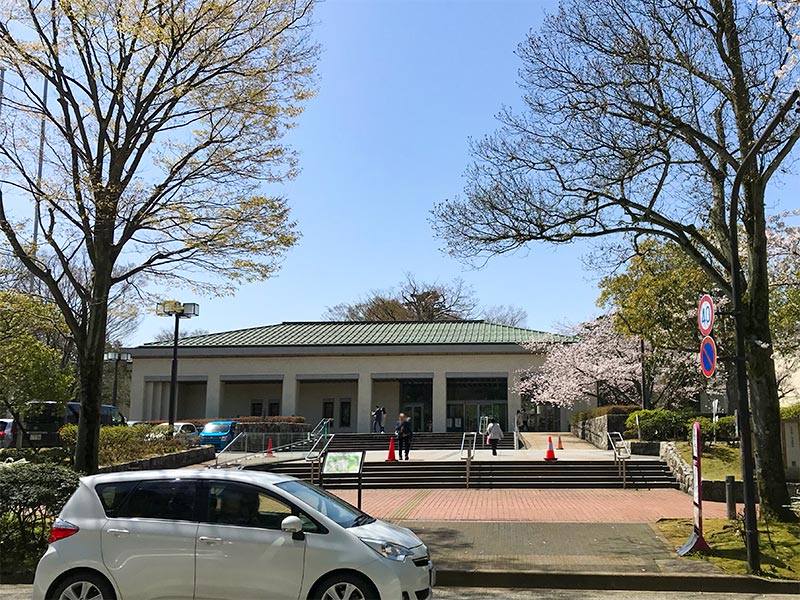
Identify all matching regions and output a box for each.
[486,417,504,456]
[521,408,529,432]
[373,405,383,433]
[515,409,524,433]
[395,412,413,460]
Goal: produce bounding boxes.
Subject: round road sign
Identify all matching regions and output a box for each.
[697,294,715,336]
[699,336,717,378]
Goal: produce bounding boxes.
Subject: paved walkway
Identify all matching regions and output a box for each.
[401,521,723,575]
[331,488,734,522]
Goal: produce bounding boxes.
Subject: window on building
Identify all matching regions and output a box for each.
[268,401,280,417]
[322,401,334,420]
[339,400,351,428]
[250,402,263,417]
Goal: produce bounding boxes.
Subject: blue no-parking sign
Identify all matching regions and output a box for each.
[699,335,717,378]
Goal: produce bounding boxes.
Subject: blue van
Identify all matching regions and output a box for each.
[198,420,238,451]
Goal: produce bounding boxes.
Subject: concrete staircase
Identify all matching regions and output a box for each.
[250,458,679,490]
[326,432,517,451]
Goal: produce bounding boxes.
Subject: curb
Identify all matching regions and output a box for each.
[434,569,800,594]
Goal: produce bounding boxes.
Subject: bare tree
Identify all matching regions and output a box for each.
[0,0,317,472]
[481,304,528,327]
[152,327,210,343]
[433,0,799,520]
[323,275,479,321]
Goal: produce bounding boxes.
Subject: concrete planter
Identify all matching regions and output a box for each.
[98,445,215,473]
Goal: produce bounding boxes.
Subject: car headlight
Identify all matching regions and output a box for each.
[361,538,412,562]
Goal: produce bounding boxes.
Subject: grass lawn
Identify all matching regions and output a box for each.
[675,441,742,481]
[657,518,800,579]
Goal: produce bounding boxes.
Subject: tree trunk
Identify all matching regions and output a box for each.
[747,334,795,521]
[73,269,111,474]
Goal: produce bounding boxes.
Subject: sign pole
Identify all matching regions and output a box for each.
[679,421,711,555]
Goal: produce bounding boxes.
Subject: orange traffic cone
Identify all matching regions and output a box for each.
[386,436,397,462]
[544,436,557,461]
[266,438,274,456]
[557,435,564,450]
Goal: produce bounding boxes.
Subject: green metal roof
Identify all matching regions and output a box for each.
[142,320,571,348]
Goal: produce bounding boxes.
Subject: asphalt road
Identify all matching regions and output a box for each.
[2,586,797,600]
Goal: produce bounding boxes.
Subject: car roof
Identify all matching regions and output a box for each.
[80,468,296,487]
[203,420,236,425]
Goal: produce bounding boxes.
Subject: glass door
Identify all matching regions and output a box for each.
[402,403,425,433]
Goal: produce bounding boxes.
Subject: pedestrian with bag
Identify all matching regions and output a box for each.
[486,417,504,457]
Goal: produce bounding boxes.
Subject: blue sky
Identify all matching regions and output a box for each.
[130,0,800,345]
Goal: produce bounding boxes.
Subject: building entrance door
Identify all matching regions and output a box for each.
[402,403,426,433]
[448,402,505,432]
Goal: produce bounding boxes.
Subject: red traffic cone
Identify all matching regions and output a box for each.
[386,436,397,462]
[557,435,564,450]
[266,438,274,456]
[544,436,557,461]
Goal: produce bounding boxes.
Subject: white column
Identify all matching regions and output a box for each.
[281,374,297,416]
[205,375,222,418]
[432,372,447,433]
[129,372,145,420]
[158,382,169,420]
[508,371,522,431]
[357,373,372,433]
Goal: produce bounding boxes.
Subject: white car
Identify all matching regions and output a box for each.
[33,469,434,600]
[145,422,199,441]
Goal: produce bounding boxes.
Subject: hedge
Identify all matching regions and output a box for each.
[137,415,307,427]
[0,462,80,582]
[59,423,189,466]
[782,403,800,420]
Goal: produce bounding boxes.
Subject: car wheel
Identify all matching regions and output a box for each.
[312,573,379,600]
[50,572,116,600]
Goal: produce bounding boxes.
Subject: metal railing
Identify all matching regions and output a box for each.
[214,418,334,469]
[460,431,477,459]
[607,432,631,488]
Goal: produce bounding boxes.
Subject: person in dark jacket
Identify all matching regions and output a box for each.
[395,413,413,460]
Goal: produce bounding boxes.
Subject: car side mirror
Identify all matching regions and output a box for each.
[281,515,305,540]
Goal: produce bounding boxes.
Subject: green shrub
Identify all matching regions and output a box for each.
[0,462,80,581]
[626,409,688,441]
[781,403,800,420]
[715,415,737,441]
[570,411,588,426]
[686,416,715,447]
[59,424,188,467]
[0,447,71,465]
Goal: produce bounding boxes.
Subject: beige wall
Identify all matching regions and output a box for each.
[130,350,546,431]
[296,381,358,432]
[177,382,207,420]
[221,382,282,418]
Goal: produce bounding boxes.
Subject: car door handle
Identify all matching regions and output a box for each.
[106,529,129,536]
[198,536,223,544]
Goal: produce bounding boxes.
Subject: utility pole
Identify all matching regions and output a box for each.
[728,88,800,574]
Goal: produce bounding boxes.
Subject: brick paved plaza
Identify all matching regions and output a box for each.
[332,488,734,522]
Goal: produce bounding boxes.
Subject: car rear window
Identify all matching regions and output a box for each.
[96,479,197,521]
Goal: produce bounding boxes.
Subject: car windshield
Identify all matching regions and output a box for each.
[276,480,374,529]
[202,423,231,433]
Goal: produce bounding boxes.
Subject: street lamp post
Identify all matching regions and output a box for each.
[156,301,200,429]
[728,88,800,574]
[103,352,132,407]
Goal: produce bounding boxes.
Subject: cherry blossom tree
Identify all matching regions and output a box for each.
[517,316,711,410]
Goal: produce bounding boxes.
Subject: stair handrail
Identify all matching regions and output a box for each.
[460,431,477,459]
[305,432,334,462]
[607,432,631,488]
[309,417,333,439]
[214,431,245,467]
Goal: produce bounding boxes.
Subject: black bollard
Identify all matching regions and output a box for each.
[725,475,736,520]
